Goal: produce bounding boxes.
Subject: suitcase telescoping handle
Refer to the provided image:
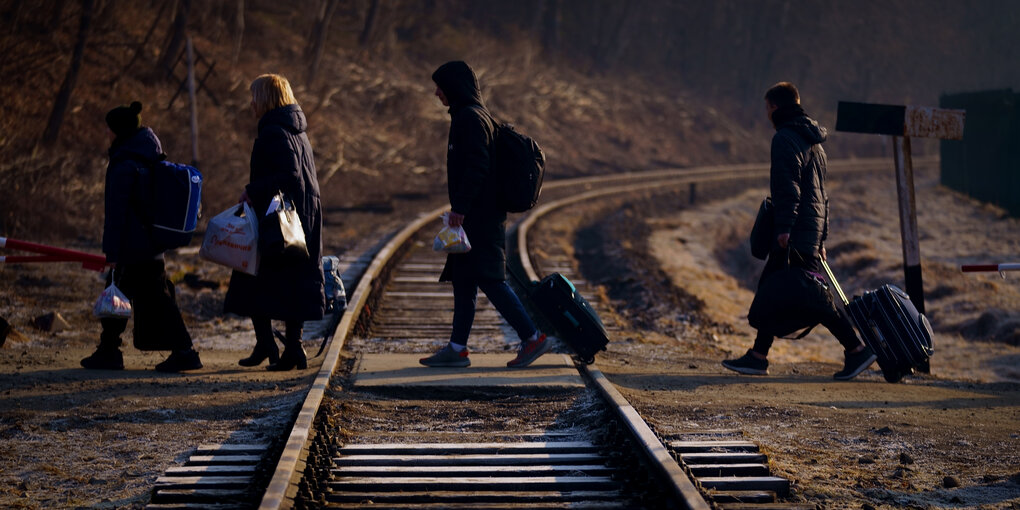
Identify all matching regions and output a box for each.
[820,259,850,306]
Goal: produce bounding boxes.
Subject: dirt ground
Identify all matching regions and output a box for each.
[2,162,1019,509]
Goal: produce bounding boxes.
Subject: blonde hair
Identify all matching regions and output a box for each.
[250,74,298,118]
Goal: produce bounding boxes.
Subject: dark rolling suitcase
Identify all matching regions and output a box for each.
[528,272,609,364]
[822,261,934,382]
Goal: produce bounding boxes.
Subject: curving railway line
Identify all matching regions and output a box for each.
[147,158,902,510]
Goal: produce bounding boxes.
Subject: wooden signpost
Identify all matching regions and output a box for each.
[836,102,966,373]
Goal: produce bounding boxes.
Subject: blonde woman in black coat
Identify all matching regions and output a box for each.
[225,74,325,371]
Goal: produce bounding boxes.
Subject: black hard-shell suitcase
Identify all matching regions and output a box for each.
[822,261,934,382]
[529,272,609,364]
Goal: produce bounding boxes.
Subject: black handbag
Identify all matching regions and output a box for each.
[749,197,774,260]
[259,192,308,259]
[747,249,834,339]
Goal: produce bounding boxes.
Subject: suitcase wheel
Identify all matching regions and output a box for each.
[579,354,595,365]
[883,370,903,383]
[883,366,913,383]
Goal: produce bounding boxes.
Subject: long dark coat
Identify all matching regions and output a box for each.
[432,61,507,282]
[769,108,829,257]
[224,104,325,321]
[103,127,165,264]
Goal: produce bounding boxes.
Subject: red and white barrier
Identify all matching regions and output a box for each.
[961,263,1020,273]
[0,237,108,271]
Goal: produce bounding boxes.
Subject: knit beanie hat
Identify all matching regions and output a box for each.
[105,101,143,138]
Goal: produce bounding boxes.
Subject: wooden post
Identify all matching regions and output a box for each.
[892,135,924,314]
[892,136,929,373]
[186,35,199,168]
[836,101,964,376]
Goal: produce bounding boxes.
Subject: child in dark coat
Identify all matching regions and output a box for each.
[80,102,201,372]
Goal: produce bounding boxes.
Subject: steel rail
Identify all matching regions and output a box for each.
[257,164,739,508]
[513,157,926,509]
[518,156,907,279]
[256,156,925,508]
[539,156,901,193]
[514,180,735,510]
[258,204,448,509]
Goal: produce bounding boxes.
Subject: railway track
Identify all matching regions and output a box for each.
[146,158,907,509]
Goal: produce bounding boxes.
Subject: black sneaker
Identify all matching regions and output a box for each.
[80,347,124,370]
[833,345,877,380]
[721,349,769,375]
[419,344,471,368]
[155,349,203,373]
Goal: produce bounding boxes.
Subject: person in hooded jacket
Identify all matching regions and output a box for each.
[419,60,557,369]
[224,74,325,372]
[722,82,876,380]
[80,101,202,372]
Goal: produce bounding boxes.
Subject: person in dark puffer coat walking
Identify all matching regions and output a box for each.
[722,82,876,380]
[225,74,325,372]
[419,60,557,369]
[81,101,202,372]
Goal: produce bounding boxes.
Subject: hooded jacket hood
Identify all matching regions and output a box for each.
[783,115,827,145]
[432,61,484,110]
[109,126,164,163]
[772,104,826,145]
[259,103,308,135]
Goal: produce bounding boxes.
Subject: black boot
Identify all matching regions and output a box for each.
[81,346,124,370]
[267,344,307,371]
[85,322,125,370]
[239,339,280,367]
[155,349,203,373]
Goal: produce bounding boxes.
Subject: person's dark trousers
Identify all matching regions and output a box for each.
[751,247,861,357]
[99,259,192,351]
[251,316,302,350]
[451,277,538,346]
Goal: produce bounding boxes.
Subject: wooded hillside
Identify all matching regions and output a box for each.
[1,0,1017,242]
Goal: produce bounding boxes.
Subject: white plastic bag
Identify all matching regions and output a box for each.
[93,283,132,319]
[432,212,471,253]
[200,203,260,275]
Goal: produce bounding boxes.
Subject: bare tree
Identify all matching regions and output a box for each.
[358,0,380,47]
[48,0,69,30]
[123,0,172,73]
[541,0,561,54]
[42,0,94,144]
[7,0,26,32]
[589,1,632,73]
[231,0,244,64]
[156,0,189,78]
[306,0,338,86]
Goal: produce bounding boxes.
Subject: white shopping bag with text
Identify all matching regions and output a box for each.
[200,203,260,275]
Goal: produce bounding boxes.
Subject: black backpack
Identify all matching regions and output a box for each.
[492,123,545,213]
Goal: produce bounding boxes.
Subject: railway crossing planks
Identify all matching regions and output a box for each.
[667,436,795,505]
[146,443,268,509]
[326,440,640,508]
